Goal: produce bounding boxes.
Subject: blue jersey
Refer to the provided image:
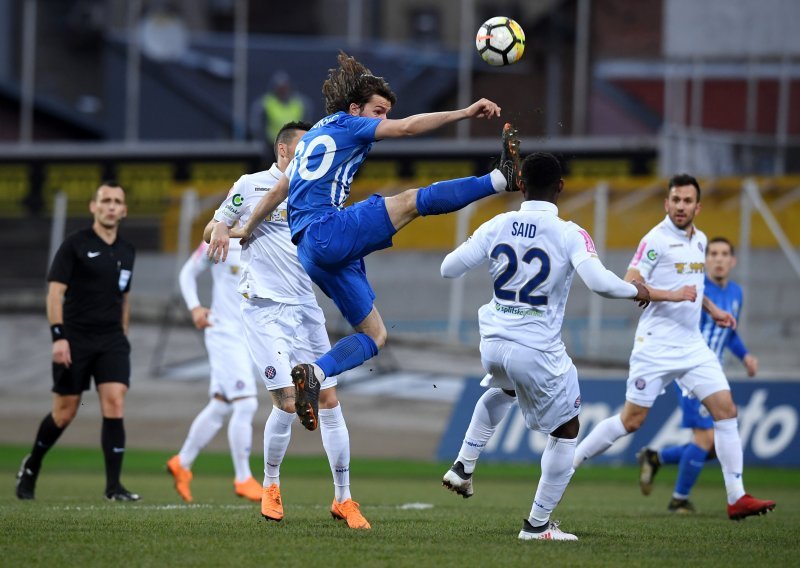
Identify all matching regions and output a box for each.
[287,112,381,242]
[699,276,748,363]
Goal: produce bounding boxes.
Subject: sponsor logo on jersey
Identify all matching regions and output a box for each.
[232,193,243,207]
[264,366,276,379]
[494,302,544,317]
[254,187,270,192]
[267,209,288,223]
[669,243,684,248]
[698,241,704,252]
[574,395,581,408]
[635,378,646,390]
[87,251,101,258]
[646,249,657,261]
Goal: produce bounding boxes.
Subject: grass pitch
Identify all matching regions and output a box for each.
[1,446,797,567]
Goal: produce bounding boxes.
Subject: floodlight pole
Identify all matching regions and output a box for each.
[572,0,591,135]
[232,0,249,140]
[19,0,37,144]
[124,0,142,143]
[456,0,475,140]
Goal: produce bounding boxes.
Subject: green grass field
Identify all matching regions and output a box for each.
[1,445,797,567]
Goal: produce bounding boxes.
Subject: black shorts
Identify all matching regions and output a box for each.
[52,330,131,395]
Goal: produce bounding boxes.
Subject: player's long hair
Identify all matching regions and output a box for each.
[322,51,397,115]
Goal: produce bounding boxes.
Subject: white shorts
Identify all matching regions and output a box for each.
[241,298,336,391]
[205,326,258,399]
[626,340,730,408]
[480,339,581,434]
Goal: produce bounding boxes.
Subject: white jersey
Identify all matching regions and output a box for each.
[443,200,598,355]
[179,240,243,332]
[214,164,316,304]
[628,215,707,346]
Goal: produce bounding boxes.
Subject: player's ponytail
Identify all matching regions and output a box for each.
[322,51,396,115]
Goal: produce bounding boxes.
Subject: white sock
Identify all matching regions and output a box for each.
[178,398,230,469]
[263,406,294,487]
[457,388,515,474]
[573,414,628,468]
[530,436,577,526]
[489,169,507,192]
[714,418,746,504]
[228,397,257,483]
[312,363,327,382]
[320,403,351,502]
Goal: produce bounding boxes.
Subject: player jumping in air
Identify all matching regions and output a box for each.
[209,51,520,432]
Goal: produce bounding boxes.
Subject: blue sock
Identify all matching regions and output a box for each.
[674,443,708,498]
[415,175,496,216]
[315,333,379,378]
[659,443,688,465]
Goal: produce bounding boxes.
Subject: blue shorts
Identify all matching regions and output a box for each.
[296,194,396,326]
[674,383,714,430]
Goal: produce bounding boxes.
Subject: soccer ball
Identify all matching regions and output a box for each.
[475,17,525,67]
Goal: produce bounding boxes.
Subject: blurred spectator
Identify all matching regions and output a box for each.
[251,71,311,145]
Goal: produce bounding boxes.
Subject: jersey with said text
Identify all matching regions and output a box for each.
[446,200,598,354]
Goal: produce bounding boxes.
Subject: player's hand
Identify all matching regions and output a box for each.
[191,306,213,330]
[52,339,71,368]
[743,354,758,377]
[466,98,501,119]
[208,222,231,263]
[631,280,651,308]
[713,310,737,330]
[673,285,697,302]
[230,222,253,242]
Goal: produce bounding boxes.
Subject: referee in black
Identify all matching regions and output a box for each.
[16,182,139,501]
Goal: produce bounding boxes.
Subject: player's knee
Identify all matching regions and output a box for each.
[372,328,387,349]
[621,413,645,432]
[694,428,715,451]
[271,388,296,414]
[713,403,738,421]
[274,399,295,413]
[319,388,339,409]
[53,406,78,427]
[551,416,579,439]
[705,393,738,421]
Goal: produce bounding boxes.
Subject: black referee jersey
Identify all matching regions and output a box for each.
[47,228,136,334]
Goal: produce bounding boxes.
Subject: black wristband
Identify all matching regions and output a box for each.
[50,324,65,342]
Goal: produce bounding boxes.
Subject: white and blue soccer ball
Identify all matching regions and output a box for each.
[475,17,526,67]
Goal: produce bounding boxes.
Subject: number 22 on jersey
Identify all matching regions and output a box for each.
[491,244,551,306]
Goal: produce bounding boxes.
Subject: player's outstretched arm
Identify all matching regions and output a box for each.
[577,258,648,306]
[623,268,696,302]
[375,98,501,139]
[702,295,737,329]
